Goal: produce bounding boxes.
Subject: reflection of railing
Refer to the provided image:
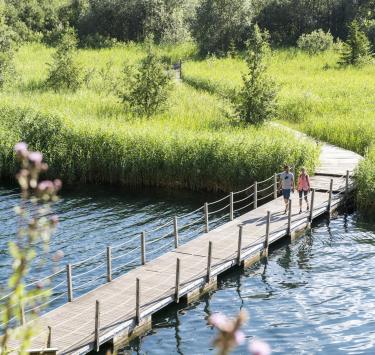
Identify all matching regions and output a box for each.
[0,170,354,331]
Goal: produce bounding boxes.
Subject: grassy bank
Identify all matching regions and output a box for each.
[0,43,319,192]
[183,50,375,215]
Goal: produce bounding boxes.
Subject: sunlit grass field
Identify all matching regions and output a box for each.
[0,43,319,191]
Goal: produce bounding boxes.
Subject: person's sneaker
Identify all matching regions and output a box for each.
[284,209,287,214]
[307,205,310,211]
[299,209,302,214]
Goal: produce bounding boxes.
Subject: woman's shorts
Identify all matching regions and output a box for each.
[299,190,308,199]
[282,189,291,199]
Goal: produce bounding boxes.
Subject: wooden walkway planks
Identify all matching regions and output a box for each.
[5,140,363,355]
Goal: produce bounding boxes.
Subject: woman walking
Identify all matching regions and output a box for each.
[298,167,311,213]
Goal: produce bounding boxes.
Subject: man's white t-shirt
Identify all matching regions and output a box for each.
[280,172,294,189]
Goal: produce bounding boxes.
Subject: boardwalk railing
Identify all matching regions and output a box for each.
[0,170,354,331]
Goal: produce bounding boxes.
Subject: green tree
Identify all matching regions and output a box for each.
[120,40,172,117]
[340,20,373,65]
[0,0,15,88]
[192,0,254,56]
[46,27,82,91]
[232,25,277,125]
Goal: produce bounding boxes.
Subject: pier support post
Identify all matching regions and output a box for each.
[204,203,209,233]
[254,182,258,209]
[107,246,112,282]
[175,258,180,303]
[237,225,243,265]
[327,179,333,215]
[173,216,179,248]
[287,199,292,236]
[274,174,278,199]
[206,241,213,282]
[230,192,234,221]
[66,264,73,302]
[95,300,100,352]
[141,232,146,265]
[309,189,315,222]
[264,211,271,257]
[136,278,140,325]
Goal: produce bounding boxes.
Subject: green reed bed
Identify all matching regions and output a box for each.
[0,43,319,191]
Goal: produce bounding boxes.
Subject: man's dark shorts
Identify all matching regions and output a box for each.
[282,189,291,199]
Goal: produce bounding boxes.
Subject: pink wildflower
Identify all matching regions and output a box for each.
[249,339,271,355]
[53,179,62,191]
[234,330,245,345]
[14,142,28,154]
[52,250,64,262]
[38,180,54,191]
[28,152,43,164]
[209,313,231,331]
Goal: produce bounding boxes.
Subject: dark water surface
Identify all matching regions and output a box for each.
[122,214,375,355]
[2,185,375,354]
[0,184,223,317]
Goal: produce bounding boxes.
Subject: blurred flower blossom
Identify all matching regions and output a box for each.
[249,339,271,355]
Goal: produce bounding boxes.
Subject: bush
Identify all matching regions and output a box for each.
[297,29,334,54]
[191,0,253,56]
[356,147,375,218]
[232,25,278,125]
[340,20,373,66]
[46,27,82,91]
[0,2,15,88]
[119,41,172,117]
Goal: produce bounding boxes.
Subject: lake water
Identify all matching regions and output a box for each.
[1,185,375,354]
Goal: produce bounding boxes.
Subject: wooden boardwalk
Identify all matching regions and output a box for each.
[5,142,362,355]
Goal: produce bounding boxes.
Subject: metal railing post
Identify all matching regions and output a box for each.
[254,182,258,209]
[309,189,315,222]
[173,216,179,249]
[287,199,292,236]
[237,225,243,265]
[175,258,180,303]
[204,203,209,233]
[106,246,112,282]
[94,300,100,352]
[47,326,52,348]
[265,211,271,256]
[327,178,333,213]
[230,192,234,221]
[345,170,349,197]
[274,173,278,199]
[136,278,140,324]
[66,264,73,302]
[206,241,212,282]
[141,232,146,265]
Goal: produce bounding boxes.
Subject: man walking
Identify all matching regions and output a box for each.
[279,165,294,214]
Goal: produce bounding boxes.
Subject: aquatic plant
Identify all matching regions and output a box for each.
[0,143,61,353]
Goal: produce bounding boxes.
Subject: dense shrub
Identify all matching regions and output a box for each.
[119,41,172,116]
[74,0,193,45]
[233,25,277,125]
[46,27,82,91]
[4,0,61,43]
[340,20,373,66]
[0,3,15,88]
[356,147,375,218]
[297,29,334,54]
[191,0,254,56]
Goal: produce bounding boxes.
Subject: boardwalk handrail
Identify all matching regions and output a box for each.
[0,169,355,329]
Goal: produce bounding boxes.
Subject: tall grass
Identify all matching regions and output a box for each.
[0,43,320,192]
[183,49,375,213]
